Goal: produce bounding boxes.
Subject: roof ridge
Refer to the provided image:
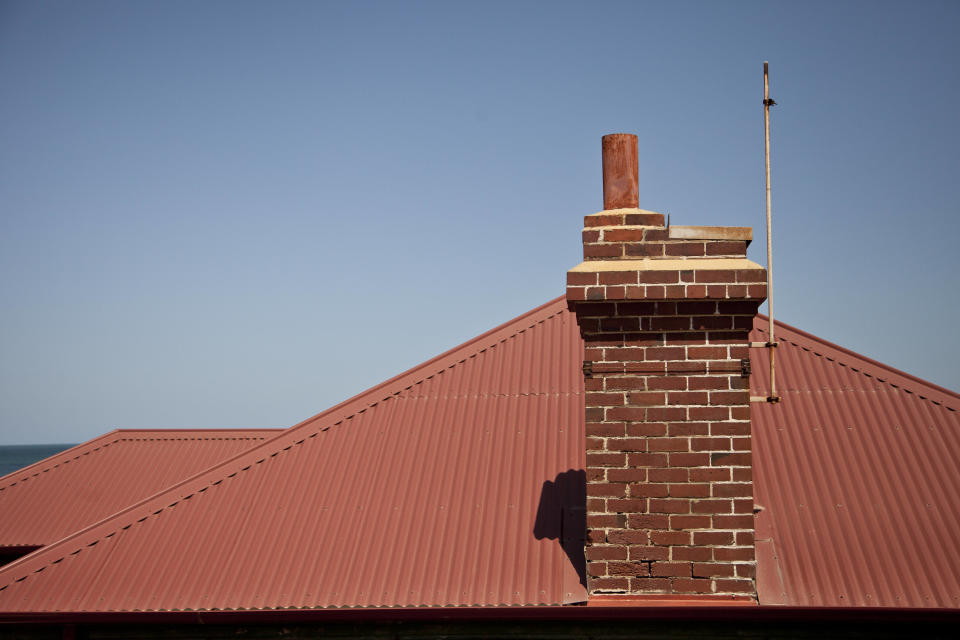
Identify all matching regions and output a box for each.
[757,315,959,411]
[0,431,124,491]
[0,430,284,492]
[0,297,569,591]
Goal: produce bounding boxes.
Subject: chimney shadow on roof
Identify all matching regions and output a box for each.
[533,469,586,589]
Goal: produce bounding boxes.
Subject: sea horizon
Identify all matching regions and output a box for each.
[0,443,77,478]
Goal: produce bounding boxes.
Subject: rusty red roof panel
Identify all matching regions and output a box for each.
[0,299,957,612]
[750,317,960,609]
[0,429,281,548]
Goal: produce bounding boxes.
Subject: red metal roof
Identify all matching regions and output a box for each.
[750,317,960,609]
[0,298,956,612]
[0,299,586,611]
[0,429,281,548]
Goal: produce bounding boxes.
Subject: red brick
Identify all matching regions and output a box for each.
[629,483,669,498]
[626,422,667,437]
[689,407,729,421]
[607,468,647,483]
[667,422,709,437]
[605,285,626,299]
[585,436,606,451]
[607,498,648,513]
[625,242,664,257]
[694,269,736,283]
[607,438,649,452]
[689,468,730,482]
[585,392,625,406]
[713,515,754,529]
[732,467,752,482]
[714,547,755,562]
[670,515,711,530]
[672,546,713,562]
[586,452,627,467]
[668,452,710,467]
[687,376,730,390]
[630,577,671,592]
[647,438,689,452]
[590,577,630,591]
[637,271,679,284]
[665,242,705,256]
[607,529,650,545]
[669,483,710,498]
[608,561,649,576]
[567,271,598,285]
[667,391,709,406]
[587,529,607,543]
[582,229,601,243]
[587,483,627,498]
[710,391,750,406]
[584,213,624,227]
[691,437,731,451]
[627,392,667,406]
[691,500,732,514]
[692,563,736,578]
[648,468,688,483]
[586,423,624,437]
[692,315,732,330]
[734,499,754,514]
[736,531,755,546]
[694,531,733,545]
[735,269,765,283]
[586,514,626,529]
[671,578,713,593]
[627,513,670,529]
[726,284,747,297]
[605,378,648,391]
[715,579,755,594]
[646,346,686,361]
[711,422,750,436]
[648,499,690,515]
[713,483,753,498]
[626,213,666,226]
[629,546,669,561]
[599,271,639,285]
[647,376,687,391]
[603,228,646,242]
[710,452,751,466]
[706,241,747,256]
[584,244,624,260]
[627,452,669,467]
[646,407,687,421]
[651,562,691,577]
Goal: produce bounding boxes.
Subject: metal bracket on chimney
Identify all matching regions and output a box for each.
[740,358,752,378]
[582,360,593,378]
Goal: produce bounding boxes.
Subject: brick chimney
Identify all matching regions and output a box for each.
[566,134,767,599]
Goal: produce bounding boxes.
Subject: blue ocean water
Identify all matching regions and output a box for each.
[0,444,76,478]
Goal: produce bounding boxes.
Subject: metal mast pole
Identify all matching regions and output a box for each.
[763,62,778,401]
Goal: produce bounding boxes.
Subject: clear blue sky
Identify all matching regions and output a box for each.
[1,0,958,445]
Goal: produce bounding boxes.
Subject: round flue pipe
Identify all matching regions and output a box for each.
[601,133,638,210]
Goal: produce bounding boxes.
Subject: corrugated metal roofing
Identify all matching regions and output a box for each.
[750,317,960,609]
[0,298,956,612]
[0,429,281,548]
[0,299,586,611]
